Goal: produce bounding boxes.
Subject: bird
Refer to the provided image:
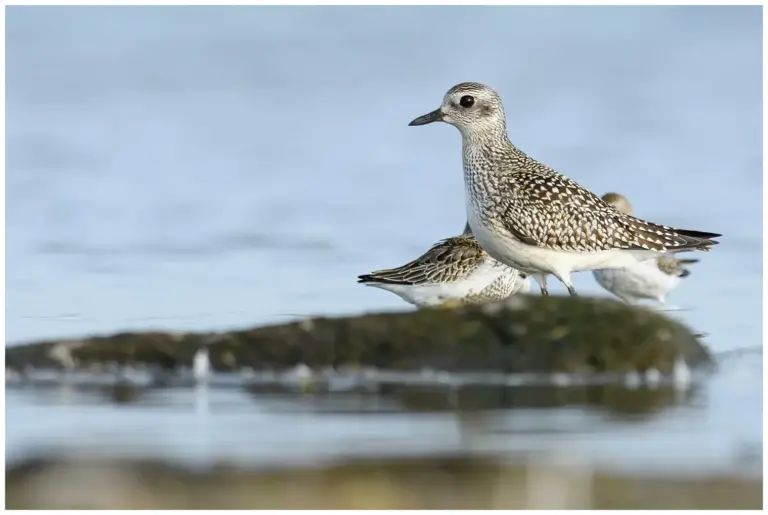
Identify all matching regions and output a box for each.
[592,192,700,307]
[358,221,530,307]
[408,82,721,296]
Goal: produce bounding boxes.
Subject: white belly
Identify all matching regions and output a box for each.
[593,260,681,304]
[365,260,505,307]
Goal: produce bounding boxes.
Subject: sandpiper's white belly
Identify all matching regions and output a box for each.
[593,259,681,304]
[466,202,657,277]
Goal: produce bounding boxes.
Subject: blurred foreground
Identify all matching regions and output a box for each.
[7,347,760,510]
[6,454,761,509]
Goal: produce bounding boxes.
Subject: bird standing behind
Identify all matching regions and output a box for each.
[592,192,700,307]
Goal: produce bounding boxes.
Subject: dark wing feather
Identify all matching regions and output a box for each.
[500,170,720,253]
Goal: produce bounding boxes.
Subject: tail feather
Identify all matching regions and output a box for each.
[358,273,413,286]
[676,229,722,240]
[627,216,721,253]
[673,229,721,252]
[677,257,700,279]
[358,273,394,285]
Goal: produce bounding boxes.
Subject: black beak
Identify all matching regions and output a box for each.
[408,108,444,126]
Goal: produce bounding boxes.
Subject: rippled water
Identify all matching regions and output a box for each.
[5,6,763,474]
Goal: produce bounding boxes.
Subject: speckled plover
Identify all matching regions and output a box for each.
[408,82,720,296]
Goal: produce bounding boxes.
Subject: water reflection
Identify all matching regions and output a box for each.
[238,381,699,420]
[10,375,697,419]
[380,383,700,419]
[5,346,759,478]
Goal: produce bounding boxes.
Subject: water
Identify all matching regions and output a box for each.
[5,347,762,475]
[5,6,763,474]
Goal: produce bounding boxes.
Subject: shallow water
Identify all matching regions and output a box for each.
[5,6,763,475]
[5,348,762,475]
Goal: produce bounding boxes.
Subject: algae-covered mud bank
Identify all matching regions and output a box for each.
[6,455,761,510]
[6,296,712,375]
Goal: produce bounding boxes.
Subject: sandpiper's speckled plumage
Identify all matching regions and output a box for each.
[408,82,721,296]
[357,223,529,307]
[593,192,700,305]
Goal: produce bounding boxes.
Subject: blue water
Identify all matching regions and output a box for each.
[5,6,763,473]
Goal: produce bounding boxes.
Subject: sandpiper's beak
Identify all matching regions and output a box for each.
[408,108,444,126]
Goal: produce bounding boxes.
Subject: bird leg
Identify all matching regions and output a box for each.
[554,272,578,296]
[531,273,549,296]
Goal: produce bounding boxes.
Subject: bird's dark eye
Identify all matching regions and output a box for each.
[459,95,475,108]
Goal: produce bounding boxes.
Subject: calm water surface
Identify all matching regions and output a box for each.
[5,348,762,474]
[5,6,762,473]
